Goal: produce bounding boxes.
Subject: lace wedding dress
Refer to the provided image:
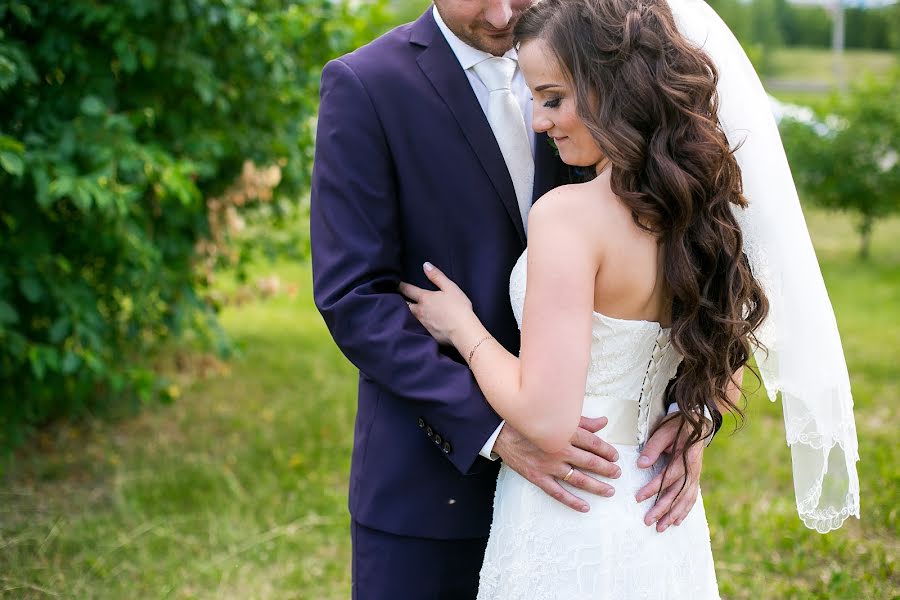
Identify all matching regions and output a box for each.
[476,250,720,600]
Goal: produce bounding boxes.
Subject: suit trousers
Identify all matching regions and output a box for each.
[351,520,489,599]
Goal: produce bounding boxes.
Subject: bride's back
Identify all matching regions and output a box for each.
[545,169,671,327]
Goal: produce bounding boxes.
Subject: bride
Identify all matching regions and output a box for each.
[400,0,860,597]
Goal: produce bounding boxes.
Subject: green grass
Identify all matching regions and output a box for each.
[765,46,897,108]
[0,263,359,599]
[1,209,898,599]
[701,209,900,599]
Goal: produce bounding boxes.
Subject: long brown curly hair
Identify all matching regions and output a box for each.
[515,0,768,462]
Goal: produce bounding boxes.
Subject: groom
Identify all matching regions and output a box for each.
[311,0,707,596]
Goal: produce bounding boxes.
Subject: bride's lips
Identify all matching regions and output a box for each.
[551,136,568,143]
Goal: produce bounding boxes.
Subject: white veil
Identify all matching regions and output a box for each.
[666,0,861,532]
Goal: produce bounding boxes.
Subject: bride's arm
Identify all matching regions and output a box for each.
[401,195,599,454]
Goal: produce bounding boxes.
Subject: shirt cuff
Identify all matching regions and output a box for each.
[666,403,714,445]
[479,421,505,461]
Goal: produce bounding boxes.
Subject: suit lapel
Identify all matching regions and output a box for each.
[411,12,526,245]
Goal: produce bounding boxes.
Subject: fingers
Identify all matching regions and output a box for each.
[638,438,704,531]
[578,415,608,433]
[562,467,616,498]
[571,427,619,464]
[422,261,454,292]
[398,282,427,303]
[495,432,592,512]
[566,446,621,479]
[637,417,678,468]
[635,470,664,503]
[534,476,591,513]
[660,445,703,529]
[643,481,684,528]
[635,459,686,502]
[422,261,442,286]
[665,486,699,530]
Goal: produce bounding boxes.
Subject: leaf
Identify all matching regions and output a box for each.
[41,346,60,371]
[61,351,81,374]
[80,95,106,117]
[9,2,33,24]
[19,276,44,303]
[71,181,93,212]
[88,181,115,212]
[0,56,19,91]
[113,38,138,74]
[49,175,74,200]
[0,135,25,153]
[0,299,18,325]
[0,151,24,176]
[49,317,70,343]
[28,346,45,380]
[33,167,51,207]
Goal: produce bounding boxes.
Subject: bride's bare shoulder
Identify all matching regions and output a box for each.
[529,179,624,237]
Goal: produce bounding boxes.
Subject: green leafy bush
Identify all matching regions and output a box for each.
[780,71,900,259]
[0,0,388,450]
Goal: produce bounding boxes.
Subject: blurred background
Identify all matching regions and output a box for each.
[0,0,896,598]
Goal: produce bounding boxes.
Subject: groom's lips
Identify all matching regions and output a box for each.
[483,25,514,37]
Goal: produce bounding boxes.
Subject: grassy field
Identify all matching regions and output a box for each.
[765,46,898,107]
[1,207,897,599]
[768,47,897,84]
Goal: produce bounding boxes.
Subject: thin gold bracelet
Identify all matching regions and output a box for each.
[466,335,494,367]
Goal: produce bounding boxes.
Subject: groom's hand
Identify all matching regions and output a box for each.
[635,414,706,532]
[493,416,621,513]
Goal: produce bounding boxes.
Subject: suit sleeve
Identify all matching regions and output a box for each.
[310,58,502,475]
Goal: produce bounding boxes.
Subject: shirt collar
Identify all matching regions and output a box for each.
[432,6,518,70]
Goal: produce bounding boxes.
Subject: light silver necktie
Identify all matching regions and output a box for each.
[472,57,534,234]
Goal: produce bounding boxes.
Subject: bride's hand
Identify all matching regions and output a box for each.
[399,262,479,347]
[634,413,707,532]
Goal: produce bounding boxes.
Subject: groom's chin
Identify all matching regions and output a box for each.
[463,28,516,57]
[481,32,515,54]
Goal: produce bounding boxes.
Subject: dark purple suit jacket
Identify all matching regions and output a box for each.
[310,10,568,540]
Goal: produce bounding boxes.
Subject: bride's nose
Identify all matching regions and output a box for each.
[532,111,553,134]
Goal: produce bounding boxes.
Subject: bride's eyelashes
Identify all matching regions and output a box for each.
[542,96,562,109]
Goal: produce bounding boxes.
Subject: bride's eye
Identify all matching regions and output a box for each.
[543,97,562,109]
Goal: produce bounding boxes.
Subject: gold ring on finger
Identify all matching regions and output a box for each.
[562,466,576,483]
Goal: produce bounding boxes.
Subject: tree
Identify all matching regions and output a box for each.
[889,1,900,52]
[779,4,832,48]
[705,0,781,75]
[0,0,389,451]
[844,7,892,50]
[780,71,900,259]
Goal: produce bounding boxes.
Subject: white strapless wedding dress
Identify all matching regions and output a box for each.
[476,250,720,600]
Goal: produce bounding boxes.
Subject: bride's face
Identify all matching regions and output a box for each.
[519,39,605,168]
